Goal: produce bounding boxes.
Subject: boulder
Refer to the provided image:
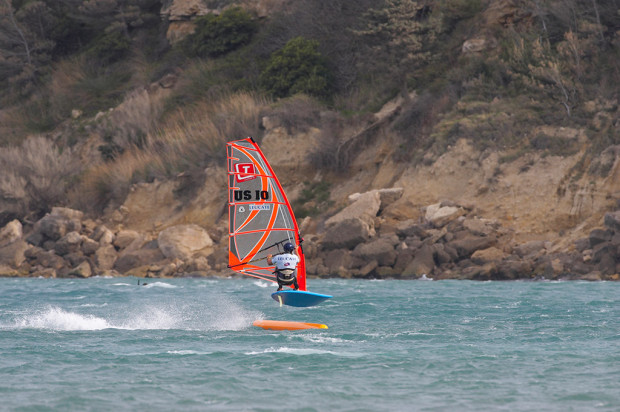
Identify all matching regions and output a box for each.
[396,219,429,239]
[323,249,356,274]
[496,259,533,280]
[91,225,115,245]
[0,220,22,247]
[67,261,92,278]
[574,238,590,253]
[513,240,546,258]
[326,190,380,228]
[592,242,614,263]
[322,219,373,250]
[0,264,21,276]
[352,238,397,267]
[443,244,459,261]
[582,271,603,281]
[462,217,498,237]
[25,248,66,270]
[64,252,86,267]
[50,207,83,221]
[403,244,435,277]
[348,188,403,212]
[113,230,141,250]
[448,235,497,258]
[460,263,497,280]
[376,266,398,278]
[38,215,68,241]
[184,256,211,274]
[358,260,378,277]
[81,237,100,255]
[462,38,489,54]
[94,245,118,271]
[114,248,165,274]
[589,229,612,248]
[596,254,616,275]
[432,243,453,265]
[425,203,466,228]
[35,208,83,241]
[54,231,83,256]
[471,247,507,264]
[0,240,29,267]
[30,266,56,278]
[158,224,213,259]
[604,211,620,232]
[393,248,415,273]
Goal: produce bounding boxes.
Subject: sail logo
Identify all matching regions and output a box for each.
[235,163,257,182]
[234,190,269,201]
[249,204,270,211]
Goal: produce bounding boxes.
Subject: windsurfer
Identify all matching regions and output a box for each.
[267,242,300,291]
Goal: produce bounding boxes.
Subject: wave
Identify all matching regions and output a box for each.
[245,347,364,358]
[167,350,213,355]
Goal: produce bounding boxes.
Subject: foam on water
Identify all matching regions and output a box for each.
[141,282,177,289]
[7,296,261,331]
[252,280,269,288]
[15,306,111,330]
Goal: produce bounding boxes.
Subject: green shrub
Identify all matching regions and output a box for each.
[86,31,131,64]
[259,37,331,99]
[293,181,333,218]
[182,7,257,58]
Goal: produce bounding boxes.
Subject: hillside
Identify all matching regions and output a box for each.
[1,0,619,280]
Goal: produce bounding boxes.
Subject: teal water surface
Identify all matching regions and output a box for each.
[1,277,618,411]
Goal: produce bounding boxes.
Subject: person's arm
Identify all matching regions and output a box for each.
[267,254,273,265]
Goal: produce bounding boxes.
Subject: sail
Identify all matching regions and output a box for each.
[227,137,307,291]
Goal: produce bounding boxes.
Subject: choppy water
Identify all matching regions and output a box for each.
[0,277,618,411]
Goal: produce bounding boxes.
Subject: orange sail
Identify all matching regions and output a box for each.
[227,137,307,291]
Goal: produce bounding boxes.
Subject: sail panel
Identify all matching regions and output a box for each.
[227,137,307,290]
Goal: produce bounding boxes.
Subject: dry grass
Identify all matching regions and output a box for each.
[0,136,81,221]
[74,91,270,213]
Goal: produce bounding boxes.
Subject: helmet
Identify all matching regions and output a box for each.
[283,242,295,253]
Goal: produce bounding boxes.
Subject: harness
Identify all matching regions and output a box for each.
[275,268,296,284]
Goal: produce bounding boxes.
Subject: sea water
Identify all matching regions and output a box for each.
[0,277,618,412]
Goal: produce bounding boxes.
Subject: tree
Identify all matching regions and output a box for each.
[355,0,443,99]
[259,37,331,99]
[0,0,55,95]
[182,7,257,58]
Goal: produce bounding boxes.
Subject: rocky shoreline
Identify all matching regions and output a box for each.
[1,188,619,281]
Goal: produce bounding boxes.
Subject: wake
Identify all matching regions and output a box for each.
[5,297,262,332]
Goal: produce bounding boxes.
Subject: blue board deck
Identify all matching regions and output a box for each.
[271,290,333,307]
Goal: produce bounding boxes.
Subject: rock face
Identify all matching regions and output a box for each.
[158,224,213,259]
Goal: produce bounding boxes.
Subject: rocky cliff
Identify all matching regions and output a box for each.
[1,97,619,280]
[1,0,619,281]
